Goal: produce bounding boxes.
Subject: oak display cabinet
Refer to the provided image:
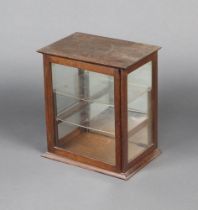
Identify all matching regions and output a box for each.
[38,32,161,180]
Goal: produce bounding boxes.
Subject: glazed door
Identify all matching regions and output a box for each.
[51,63,117,166]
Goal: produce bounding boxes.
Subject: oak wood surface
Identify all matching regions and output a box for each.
[38,32,160,69]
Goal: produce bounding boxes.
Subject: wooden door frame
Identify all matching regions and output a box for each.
[43,54,122,172]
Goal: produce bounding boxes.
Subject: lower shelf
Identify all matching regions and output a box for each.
[56,129,149,165]
[57,103,147,138]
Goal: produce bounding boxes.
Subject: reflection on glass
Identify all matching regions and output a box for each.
[127,62,153,162]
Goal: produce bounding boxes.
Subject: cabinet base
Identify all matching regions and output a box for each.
[42,149,160,180]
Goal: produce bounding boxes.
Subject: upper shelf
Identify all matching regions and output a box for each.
[52,63,152,114]
[54,79,149,107]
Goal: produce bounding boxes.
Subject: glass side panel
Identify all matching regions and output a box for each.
[127,61,153,162]
[52,63,116,165]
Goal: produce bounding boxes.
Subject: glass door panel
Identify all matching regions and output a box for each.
[52,63,116,165]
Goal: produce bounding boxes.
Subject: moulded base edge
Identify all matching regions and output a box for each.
[41,149,160,180]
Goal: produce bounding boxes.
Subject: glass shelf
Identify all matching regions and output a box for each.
[57,101,147,138]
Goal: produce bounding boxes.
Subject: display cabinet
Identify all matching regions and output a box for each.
[37,32,161,180]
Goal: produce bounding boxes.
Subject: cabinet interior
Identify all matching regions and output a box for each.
[52,63,152,165]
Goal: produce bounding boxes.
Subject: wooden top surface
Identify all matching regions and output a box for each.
[38,32,160,69]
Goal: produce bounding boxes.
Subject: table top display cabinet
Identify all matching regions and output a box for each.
[37,32,161,180]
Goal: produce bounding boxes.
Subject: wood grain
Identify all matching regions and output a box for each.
[38,32,160,69]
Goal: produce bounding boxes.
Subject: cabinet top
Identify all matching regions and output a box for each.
[37,32,160,69]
